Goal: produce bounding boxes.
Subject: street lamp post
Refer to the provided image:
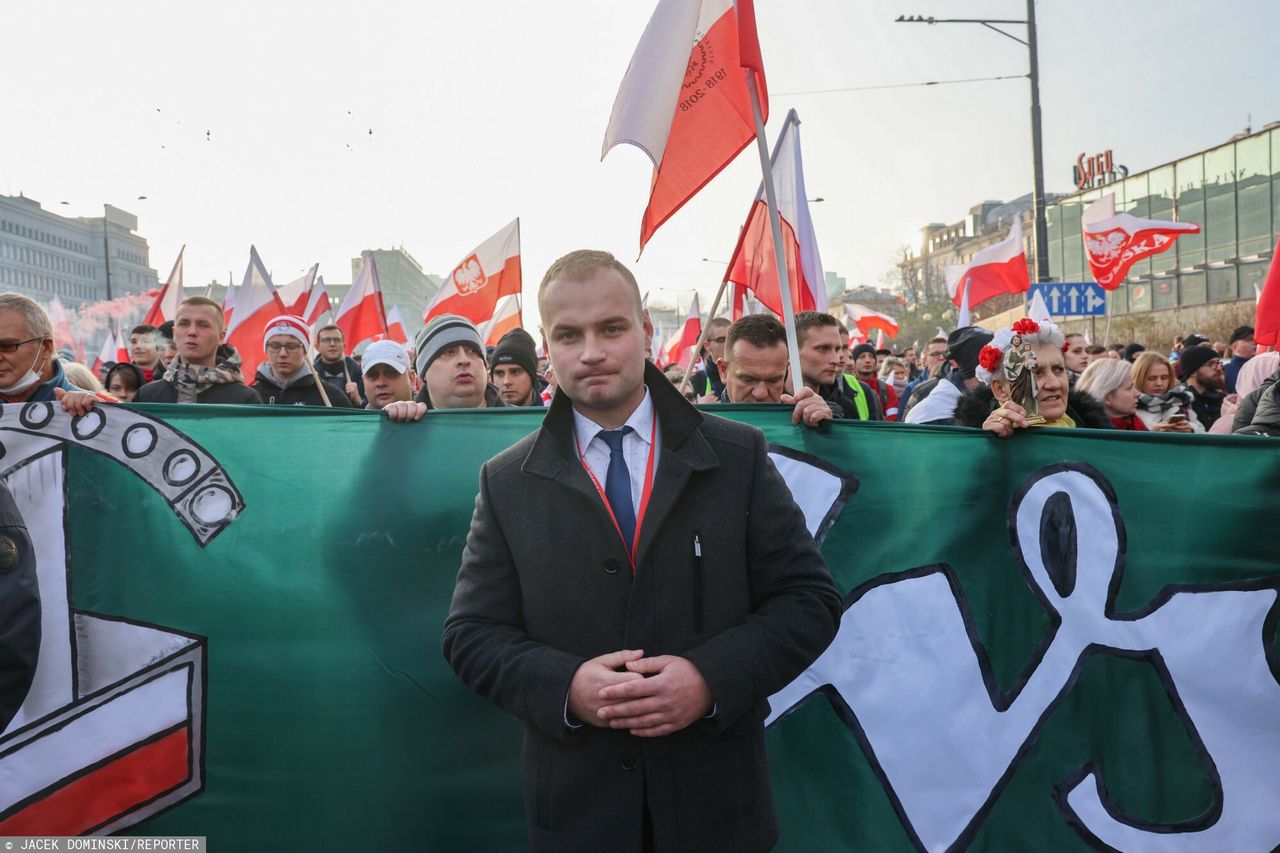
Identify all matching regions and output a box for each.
[896,1,1049,283]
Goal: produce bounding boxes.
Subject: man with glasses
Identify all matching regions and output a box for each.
[253,315,353,407]
[0,293,89,405]
[689,317,730,400]
[313,324,366,407]
[1178,344,1227,428]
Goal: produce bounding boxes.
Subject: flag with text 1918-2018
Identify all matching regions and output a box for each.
[2,402,1279,851]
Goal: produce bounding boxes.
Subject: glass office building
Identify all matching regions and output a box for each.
[1046,124,1280,316]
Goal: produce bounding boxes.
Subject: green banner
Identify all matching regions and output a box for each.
[4,403,1278,850]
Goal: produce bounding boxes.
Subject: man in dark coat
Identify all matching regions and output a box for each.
[442,250,841,853]
[253,315,352,407]
[135,297,261,404]
[313,324,366,406]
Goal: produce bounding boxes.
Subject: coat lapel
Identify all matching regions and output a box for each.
[521,362,720,565]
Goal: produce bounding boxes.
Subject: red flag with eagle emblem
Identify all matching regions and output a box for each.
[423,219,522,327]
[1082,193,1200,290]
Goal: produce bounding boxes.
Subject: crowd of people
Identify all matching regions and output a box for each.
[0,288,1270,440]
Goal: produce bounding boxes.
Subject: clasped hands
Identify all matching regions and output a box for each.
[568,649,712,738]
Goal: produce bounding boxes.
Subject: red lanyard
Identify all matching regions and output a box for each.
[575,416,658,572]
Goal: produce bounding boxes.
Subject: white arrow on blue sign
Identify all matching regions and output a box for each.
[1028,282,1107,317]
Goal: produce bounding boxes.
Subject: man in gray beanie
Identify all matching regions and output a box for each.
[382,314,504,422]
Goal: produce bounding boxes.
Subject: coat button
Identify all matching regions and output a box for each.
[619,755,638,771]
[602,557,621,574]
[0,536,17,573]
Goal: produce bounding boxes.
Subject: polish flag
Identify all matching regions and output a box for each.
[91,333,118,374]
[1254,236,1280,349]
[335,252,389,349]
[725,110,826,319]
[143,246,185,326]
[604,0,767,251]
[424,219,521,326]
[224,246,287,379]
[115,331,130,364]
[480,295,523,347]
[844,304,899,339]
[664,293,702,368]
[1082,193,1200,290]
[386,304,410,345]
[277,264,319,319]
[945,218,1030,308]
[48,296,76,353]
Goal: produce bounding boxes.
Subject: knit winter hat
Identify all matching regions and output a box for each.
[262,315,310,351]
[850,343,877,362]
[490,334,538,382]
[1177,345,1218,380]
[415,314,484,376]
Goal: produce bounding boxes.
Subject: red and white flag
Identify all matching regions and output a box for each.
[424,219,521,326]
[725,110,826,318]
[143,246,185,326]
[335,252,389,349]
[1082,193,1200,290]
[114,331,129,365]
[385,304,410,345]
[844,304,899,339]
[650,321,665,365]
[90,333,114,374]
[301,276,332,327]
[664,292,702,368]
[604,0,767,251]
[48,296,76,353]
[480,295,523,347]
[945,218,1031,308]
[277,263,319,318]
[224,246,287,379]
[1254,236,1280,350]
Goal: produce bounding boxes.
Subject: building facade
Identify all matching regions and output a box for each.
[350,248,441,336]
[0,195,159,309]
[1046,124,1280,320]
[899,194,1054,310]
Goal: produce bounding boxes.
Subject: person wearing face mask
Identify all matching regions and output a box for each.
[0,293,89,404]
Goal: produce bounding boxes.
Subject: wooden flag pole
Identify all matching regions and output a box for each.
[744,69,804,392]
[677,279,729,397]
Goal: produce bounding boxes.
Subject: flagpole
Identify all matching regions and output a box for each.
[678,280,729,397]
[744,70,804,393]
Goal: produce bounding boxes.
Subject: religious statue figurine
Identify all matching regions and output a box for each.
[1003,333,1045,425]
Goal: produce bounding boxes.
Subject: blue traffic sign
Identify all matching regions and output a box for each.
[1029,281,1107,317]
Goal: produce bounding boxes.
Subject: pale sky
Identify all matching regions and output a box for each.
[4,0,1278,330]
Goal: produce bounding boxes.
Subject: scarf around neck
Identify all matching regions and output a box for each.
[1137,385,1193,417]
[163,350,245,403]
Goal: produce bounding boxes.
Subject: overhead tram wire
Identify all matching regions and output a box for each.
[774,73,1026,97]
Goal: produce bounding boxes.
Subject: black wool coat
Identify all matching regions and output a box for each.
[442,362,841,853]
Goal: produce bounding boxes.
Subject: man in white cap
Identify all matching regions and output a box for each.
[252,314,353,407]
[362,339,415,411]
[383,314,504,422]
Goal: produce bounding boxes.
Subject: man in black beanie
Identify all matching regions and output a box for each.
[902,325,994,424]
[491,333,543,407]
[1178,344,1225,427]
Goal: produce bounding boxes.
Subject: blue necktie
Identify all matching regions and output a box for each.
[598,427,636,550]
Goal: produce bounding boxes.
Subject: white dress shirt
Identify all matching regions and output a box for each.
[571,387,661,510]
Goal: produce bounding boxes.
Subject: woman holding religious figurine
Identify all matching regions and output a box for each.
[954,317,1111,438]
